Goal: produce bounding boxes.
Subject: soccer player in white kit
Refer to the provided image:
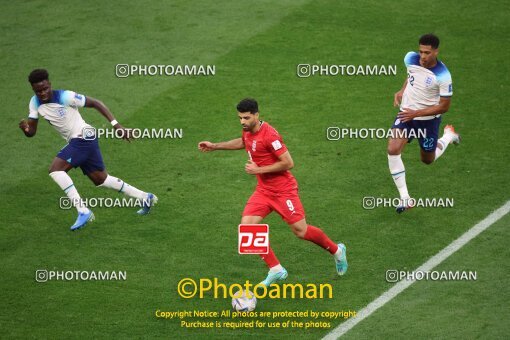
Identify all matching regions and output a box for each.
[387,34,460,213]
[19,69,157,230]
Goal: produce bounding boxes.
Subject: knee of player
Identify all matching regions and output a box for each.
[48,168,60,174]
[91,173,108,186]
[421,158,434,165]
[292,228,306,239]
[94,177,107,186]
[94,179,105,186]
[387,146,401,156]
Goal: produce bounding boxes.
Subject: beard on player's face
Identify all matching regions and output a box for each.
[239,113,258,131]
[247,119,260,131]
[242,121,254,131]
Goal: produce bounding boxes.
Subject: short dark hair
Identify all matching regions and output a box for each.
[237,98,258,114]
[28,69,49,84]
[419,34,440,49]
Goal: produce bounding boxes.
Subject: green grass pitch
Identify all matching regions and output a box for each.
[1,0,509,338]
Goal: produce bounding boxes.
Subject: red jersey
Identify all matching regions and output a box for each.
[242,121,298,193]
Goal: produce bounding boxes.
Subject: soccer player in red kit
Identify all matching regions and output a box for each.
[198,98,348,286]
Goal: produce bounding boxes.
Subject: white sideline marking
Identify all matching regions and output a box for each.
[323,200,510,339]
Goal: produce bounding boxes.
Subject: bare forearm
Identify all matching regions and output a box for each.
[416,102,449,117]
[94,101,115,121]
[245,150,294,175]
[258,160,293,174]
[213,138,244,150]
[86,97,116,123]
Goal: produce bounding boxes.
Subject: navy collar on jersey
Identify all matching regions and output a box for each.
[427,60,447,76]
[35,89,63,106]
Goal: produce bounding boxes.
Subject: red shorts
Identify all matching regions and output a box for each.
[242,189,305,224]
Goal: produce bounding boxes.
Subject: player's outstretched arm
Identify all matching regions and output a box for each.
[198,138,244,152]
[19,118,38,137]
[85,96,132,142]
[245,151,294,175]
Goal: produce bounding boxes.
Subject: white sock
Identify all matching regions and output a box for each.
[49,171,88,214]
[269,264,283,273]
[334,247,343,261]
[388,154,410,199]
[99,175,147,201]
[435,133,454,160]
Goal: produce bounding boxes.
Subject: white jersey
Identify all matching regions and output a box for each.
[28,90,93,141]
[400,51,453,120]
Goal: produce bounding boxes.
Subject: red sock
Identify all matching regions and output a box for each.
[259,247,280,268]
[304,225,338,255]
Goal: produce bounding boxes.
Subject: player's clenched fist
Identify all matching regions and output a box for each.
[245,159,260,175]
[113,125,132,142]
[19,119,29,133]
[198,141,215,152]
